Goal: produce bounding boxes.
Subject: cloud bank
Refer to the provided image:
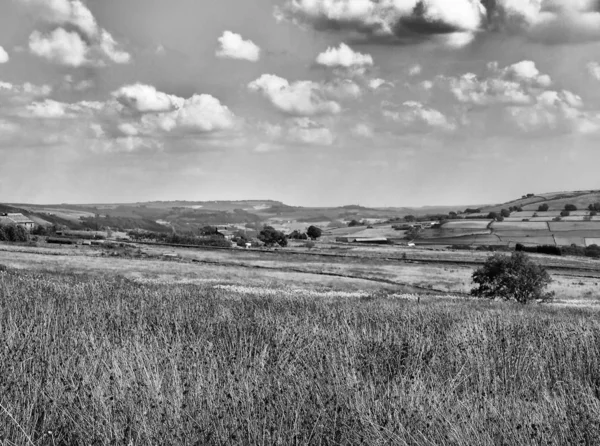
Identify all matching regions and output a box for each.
[277,0,600,46]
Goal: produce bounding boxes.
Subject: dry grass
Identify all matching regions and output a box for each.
[1,269,600,445]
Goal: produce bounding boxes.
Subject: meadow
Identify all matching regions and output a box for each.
[1,268,600,445]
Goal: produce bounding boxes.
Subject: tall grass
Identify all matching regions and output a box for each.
[1,269,599,445]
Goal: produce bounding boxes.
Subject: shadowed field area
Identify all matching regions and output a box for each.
[1,269,600,445]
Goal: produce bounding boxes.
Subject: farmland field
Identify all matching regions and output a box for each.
[549,221,600,231]
[441,220,492,229]
[490,221,549,231]
[586,238,600,247]
[498,236,556,246]
[1,247,600,444]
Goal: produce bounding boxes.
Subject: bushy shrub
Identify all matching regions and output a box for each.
[258,226,287,247]
[0,225,29,242]
[471,252,554,304]
[307,226,322,240]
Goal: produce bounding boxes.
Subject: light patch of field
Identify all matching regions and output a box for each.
[499,236,555,246]
[324,226,370,236]
[418,234,503,245]
[510,211,536,218]
[491,221,549,230]
[585,238,600,247]
[25,207,97,220]
[561,216,590,221]
[442,220,492,229]
[554,237,586,246]
[549,221,600,231]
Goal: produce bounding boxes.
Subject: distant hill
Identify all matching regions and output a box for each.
[3,191,599,234]
[482,190,600,213]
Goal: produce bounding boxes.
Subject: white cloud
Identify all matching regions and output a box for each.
[288,118,335,145]
[323,79,362,100]
[440,60,553,106]
[164,94,236,133]
[19,0,130,66]
[99,30,131,64]
[25,99,71,118]
[110,85,236,136]
[248,74,341,116]
[408,64,422,76]
[0,47,9,64]
[384,101,456,131]
[18,0,98,37]
[216,31,261,62]
[506,89,593,133]
[352,123,374,138]
[29,29,88,67]
[587,62,600,80]
[113,84,185,113]
[256,118,335,149]
[316,43,373,68]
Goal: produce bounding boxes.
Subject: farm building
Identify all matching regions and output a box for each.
[216,229,236,240]
[0,213,35,231]
[336,236,389,244]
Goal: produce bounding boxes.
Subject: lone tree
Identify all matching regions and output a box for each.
[538,203,549,212]
[471,252,554,304]
[258,226,287,247]
[306,225,322,240]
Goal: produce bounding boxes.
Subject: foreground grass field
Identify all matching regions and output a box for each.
[1,269,600,445]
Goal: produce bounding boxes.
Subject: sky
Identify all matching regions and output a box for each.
[1,0,600,207]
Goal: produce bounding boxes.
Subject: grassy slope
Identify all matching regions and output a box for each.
[0,270,599,445]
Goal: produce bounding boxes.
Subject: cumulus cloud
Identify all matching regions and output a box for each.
[110,85,236,137]
[0,80,53,106]
[216,31,261,62]
[440,60,553,106]
[18,0,131,66]
[316,43,373,67]
[288,117,335,145]
[29,28,88,66]
[248,74,342,116]
[277,0,600,46]
[383,101,456,131]
[505,89,596,133]
[0,47,9,64]
[113,84,185,113]
[257,118,335,150]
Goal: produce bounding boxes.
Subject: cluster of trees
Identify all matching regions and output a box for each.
[258,225,322,247]
[0,225,29,242]
[516,243,600,259]
[588,203,600,215]
[127,231,232,248]
[486,209,511,221]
